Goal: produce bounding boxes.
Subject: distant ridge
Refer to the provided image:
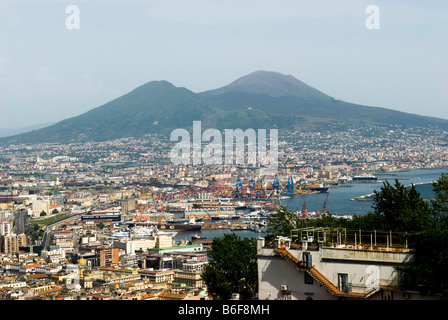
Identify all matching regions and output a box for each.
[2,70,448,144]
[0,122,54,138]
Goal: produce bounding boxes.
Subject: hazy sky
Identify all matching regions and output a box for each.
[1,0,447,129]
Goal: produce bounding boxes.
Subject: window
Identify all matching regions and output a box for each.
[303,252,312,268]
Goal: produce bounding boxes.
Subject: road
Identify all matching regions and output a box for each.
[40,213,81,251]
[13,209,29,234]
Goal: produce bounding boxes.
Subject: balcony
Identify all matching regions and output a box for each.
[320,244,412,264]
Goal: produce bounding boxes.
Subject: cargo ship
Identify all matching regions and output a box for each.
[157,218,202,232]
[132,217,202,232]
[184,206,236,218]
[306,184,329,193]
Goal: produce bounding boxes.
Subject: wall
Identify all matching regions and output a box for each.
[257,254,336,300]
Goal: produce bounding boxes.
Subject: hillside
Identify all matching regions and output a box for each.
[2,71,448,144]
[3,81,213,144]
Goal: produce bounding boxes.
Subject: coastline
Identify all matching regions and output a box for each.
[282,167,447,215]
[351,180,438,202]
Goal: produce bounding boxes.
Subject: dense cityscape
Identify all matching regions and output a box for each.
[1,124,448,300]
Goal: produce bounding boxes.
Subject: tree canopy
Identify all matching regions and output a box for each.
[201,233,258,300]
[372,179,431,232]
[431,172,448,228]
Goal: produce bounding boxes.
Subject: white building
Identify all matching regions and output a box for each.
[32,199,50,217]
[0,220,12,236]
[257,228,440,300]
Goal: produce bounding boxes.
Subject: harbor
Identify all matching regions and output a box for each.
[95,167,448,245]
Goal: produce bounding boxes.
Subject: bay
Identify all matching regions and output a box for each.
[173,167,447,242]
[281,167,448,216]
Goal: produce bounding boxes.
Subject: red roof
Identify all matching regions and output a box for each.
[26,274,49,279]
[21,264,41,269]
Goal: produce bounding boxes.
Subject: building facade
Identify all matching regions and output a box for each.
[0,234,27,254]
[96,247,119,267]
[257,228,440,300]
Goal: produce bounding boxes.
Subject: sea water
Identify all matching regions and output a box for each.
[173,167,447,241]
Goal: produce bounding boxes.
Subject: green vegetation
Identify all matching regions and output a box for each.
[26,223,43,245]
[29,214,70,229]
[26,214,70,245]
[201,233,258,300]
[2,81,213,144]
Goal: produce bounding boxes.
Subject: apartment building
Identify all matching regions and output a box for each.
[0,221,12,236]
[0,234,27,254]
[257,228,440,300]
[96,246,119,267]
[174,269,204,289]
[139,268,175,284]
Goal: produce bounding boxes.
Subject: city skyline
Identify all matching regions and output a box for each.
[1,1,448,304]
[0,1,447,130]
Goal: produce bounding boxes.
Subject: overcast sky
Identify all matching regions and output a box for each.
[1,0,447,129]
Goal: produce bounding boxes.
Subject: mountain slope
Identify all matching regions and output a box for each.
[4,81,213,144]
[202,70,331,99]
[2,71,448,144]
[199,71,448,130]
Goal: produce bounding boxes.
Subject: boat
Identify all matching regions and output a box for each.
[303,182,329,193]
[185,206,236,217]
[191,234,207,241]
[167,218,203,224]
[249,223,266,233]
[157,222,202,232]
[307,186,329,193]
[230,223,248,231]
[157,218,202,232]
[111,225,177,239]
[211,214,239,220]
[242,210,264,220]
[338,175,353,183]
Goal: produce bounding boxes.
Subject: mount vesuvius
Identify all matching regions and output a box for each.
[2,70,447,144]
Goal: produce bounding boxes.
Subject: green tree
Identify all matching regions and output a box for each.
[397,229,448,298]
[349,211,387,230]
[266,205,298,239]
[431,172,448,228]
[296,212,352,229]
[397,172,448,298]
[202,233,257,300]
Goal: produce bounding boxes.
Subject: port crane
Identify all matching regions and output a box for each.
[235,177,243,196]
[283,175,294,194]
[272,174,280,190]
[248,178,255,191]
[298,178,307,190]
